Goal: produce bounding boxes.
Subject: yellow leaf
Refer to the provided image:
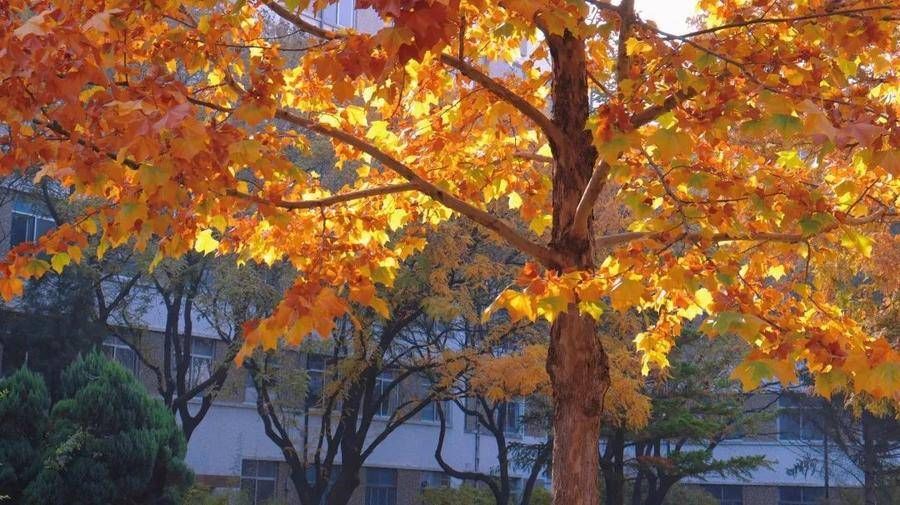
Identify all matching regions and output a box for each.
[508,191,523,210]
[388,208,407,231]
[766,264,786,280]
[51,252,70,274]
[694,287,714,312]
[625,37,652,56]
[840,229,873,257]
[194,229,219,255]
[344,105,368,127]
[609,277,643,311]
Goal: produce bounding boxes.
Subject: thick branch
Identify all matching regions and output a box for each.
[264,1,339,40]
[275,109,563,267]
[572,160,611,234]
[440,53,567,149]
[615,0,636,84]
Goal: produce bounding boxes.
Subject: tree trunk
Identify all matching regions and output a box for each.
[602,429,626,505]
[325,466,362,505]
[548,312,609,505]
[862,412,878,505]
[544,26,607,505]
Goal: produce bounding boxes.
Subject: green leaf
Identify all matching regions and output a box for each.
[798,212,835,236]
[770,114,801,136]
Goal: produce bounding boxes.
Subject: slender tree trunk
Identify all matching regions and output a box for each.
[544,27,607,505]
[603,429,626,505]
[862,412,878,505]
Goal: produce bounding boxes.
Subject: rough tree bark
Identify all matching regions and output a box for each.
[544,29,609,505]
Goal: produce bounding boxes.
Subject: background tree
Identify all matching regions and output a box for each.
[245,222,499,505]
[607,333,771,505]
[0,178,141,395]
[1,2,897,504]
[22,352,192,505]
[0,367,50,502]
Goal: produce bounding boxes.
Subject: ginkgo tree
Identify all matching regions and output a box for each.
[1,0,898,503]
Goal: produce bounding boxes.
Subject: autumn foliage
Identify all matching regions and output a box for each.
[1,0,898,502]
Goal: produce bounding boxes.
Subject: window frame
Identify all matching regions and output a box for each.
[778,486,825,505]
[373,370,399,419]
[365,467,397,505]
[778,396,824,442]
[177,336,216,390]
[703,484,743,505]
[102,336,138,374]
[305,353,327,409]
[501,400,525,438]
[9,202,55,248]
[240,459,278,505]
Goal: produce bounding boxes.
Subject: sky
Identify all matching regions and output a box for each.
[634,0,700,35]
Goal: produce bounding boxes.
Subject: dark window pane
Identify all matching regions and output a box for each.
[724,485,743,499]
[34,217,54,239]
[779,487,802,501]
[259,460,278,478]
[242,460,258,476]
[256,480,275,503]
[10,212,31,246]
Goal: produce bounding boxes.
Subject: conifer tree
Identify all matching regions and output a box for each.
[22,352,192,505]
[0,367,50,502]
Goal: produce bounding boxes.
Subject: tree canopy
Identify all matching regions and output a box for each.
[1,1,897,503]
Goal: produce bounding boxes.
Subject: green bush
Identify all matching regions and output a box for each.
[661,485,719,505]
[13,352,193,504]
[0,367,50,501]
[422,485,496,505]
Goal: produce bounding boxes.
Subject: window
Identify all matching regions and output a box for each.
[186,337,215,389]
[241,459,277,505]
[779,486,825,505]
[244,369,258,404]
[365,467,397,505]
[703,485,743,505]
[373,370,399,419]
[10,200,54,247]
[501,401,524,437]
[418,379,444,423]
[102,336,138,374]
[306,354,326,408]
[305,0,355,29]
[420,470,450,489]
[779,396,824,441]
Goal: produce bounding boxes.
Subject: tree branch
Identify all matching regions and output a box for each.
[227,183,417,210]
[572,160,611,235]
[659,6,900,40]
[263,1,339,41]
[275,109,564,267]
[439,53,568,149]
[593,208,894,248]
[615,0,636,84]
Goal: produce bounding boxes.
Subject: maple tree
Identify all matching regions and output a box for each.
[1,1,898,503]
